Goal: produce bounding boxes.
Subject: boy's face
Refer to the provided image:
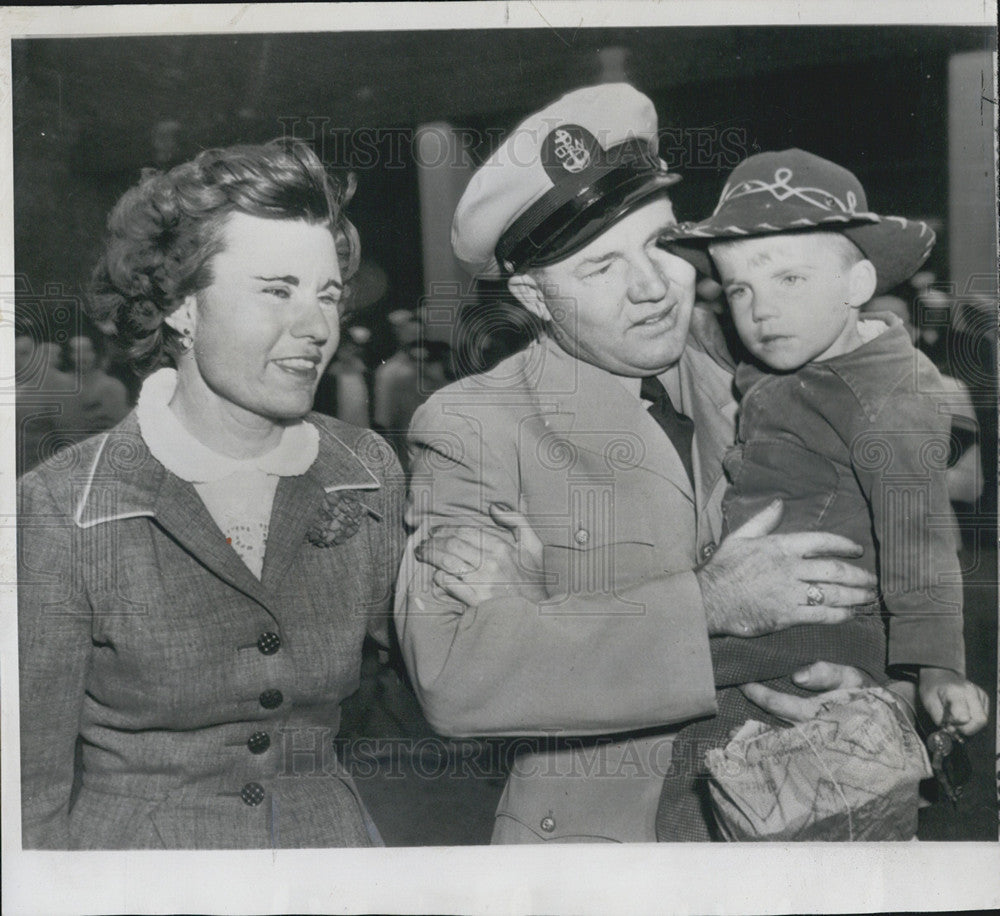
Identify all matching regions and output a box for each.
[711,233,872,371]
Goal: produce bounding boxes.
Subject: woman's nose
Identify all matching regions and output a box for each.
[290,294,334,343]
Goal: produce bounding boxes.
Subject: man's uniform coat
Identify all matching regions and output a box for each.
[396,310,737,842]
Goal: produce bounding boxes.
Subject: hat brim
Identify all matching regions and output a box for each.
[843,219,936,294]
[663,214,934,295]
[526,172,680,273]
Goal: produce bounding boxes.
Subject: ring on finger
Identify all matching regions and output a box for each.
[805,584,825,606]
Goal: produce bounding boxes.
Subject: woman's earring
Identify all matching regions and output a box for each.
[178,328,194,351]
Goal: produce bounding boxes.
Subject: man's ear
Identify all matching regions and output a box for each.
[507,273,552,322]
[847,259,878,309]
[163,294,198,335]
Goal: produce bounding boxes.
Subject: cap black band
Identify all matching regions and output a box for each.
[495,140,679,273]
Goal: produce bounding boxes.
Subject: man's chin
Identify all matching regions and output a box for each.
[644,339,689,373]
[621,351,687,377]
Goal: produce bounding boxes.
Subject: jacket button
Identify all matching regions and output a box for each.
[240,782,265,806]
[259,688,283,709]
[701,541,717,561]
[574,528,589,545]
[257,632,281,655]
[540,815,556,833]
[247,731,271,754]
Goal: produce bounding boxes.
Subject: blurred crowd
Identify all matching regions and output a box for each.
[314,308,456,474]
[14,269,995,500]
[13,307,459,478]
[14,330,130,476]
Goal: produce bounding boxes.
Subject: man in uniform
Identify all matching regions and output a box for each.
[395,84,879,843]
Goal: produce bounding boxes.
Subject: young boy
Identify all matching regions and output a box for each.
[656,149,989,841]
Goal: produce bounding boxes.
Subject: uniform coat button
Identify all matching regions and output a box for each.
[247,731,271,754]
[257,632,281,655]
[540,815,556,833]
[241,782,265,806]
[259,688,283,709]
[701,541,717,561]
[574,528,590,545]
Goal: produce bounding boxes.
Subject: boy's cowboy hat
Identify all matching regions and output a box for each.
[662,149,935,294]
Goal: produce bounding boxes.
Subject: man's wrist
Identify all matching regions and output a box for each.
[696,564,728,636]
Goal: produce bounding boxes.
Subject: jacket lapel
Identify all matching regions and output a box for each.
[259,419,380,589]
[153,470,272,604]
[75,416,271,606]
[76,415,388,608]
[538,336,696,502]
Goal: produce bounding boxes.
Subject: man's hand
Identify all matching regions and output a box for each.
[697,500,879,637]
[414,503,546,606]
[741,661,874,722]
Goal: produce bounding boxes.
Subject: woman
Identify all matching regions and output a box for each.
[17,140,404,849]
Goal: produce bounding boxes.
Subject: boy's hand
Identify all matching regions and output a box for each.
[741,661,872,722]
[918,667,990,736]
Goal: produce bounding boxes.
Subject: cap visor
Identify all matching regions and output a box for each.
[529,173,680,269]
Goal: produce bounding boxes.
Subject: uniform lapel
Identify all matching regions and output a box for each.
[539,336,695,502]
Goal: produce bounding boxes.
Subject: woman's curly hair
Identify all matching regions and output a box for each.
[89,139,360,375]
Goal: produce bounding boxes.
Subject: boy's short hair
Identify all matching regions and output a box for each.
[708,230,866,270]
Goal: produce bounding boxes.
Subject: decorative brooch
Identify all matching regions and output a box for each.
[306,490,368,548]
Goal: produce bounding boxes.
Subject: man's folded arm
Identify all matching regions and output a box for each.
[394,404,717,737]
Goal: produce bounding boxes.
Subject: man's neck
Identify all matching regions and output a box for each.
[540,328,678,400]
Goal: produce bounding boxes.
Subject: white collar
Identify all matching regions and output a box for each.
[857,318,889,343]
[135,368,319,483]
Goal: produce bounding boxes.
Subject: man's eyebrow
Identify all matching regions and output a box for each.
[575,250,620,267]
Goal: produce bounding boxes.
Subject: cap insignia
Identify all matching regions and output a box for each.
[542,124,599,182]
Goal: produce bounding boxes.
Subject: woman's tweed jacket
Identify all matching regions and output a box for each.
[18,411,403,849]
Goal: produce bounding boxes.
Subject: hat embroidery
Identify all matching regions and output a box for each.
[713,166,861,218]
[540,124,600,184]
[552,127,591,173]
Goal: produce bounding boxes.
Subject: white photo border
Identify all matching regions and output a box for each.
[2,3,997,914]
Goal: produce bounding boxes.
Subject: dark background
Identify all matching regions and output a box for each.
[11,27,992,348]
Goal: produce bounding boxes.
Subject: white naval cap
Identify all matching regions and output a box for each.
[452,83,680,278]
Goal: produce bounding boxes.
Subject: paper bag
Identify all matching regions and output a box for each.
[705,687,932,841]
